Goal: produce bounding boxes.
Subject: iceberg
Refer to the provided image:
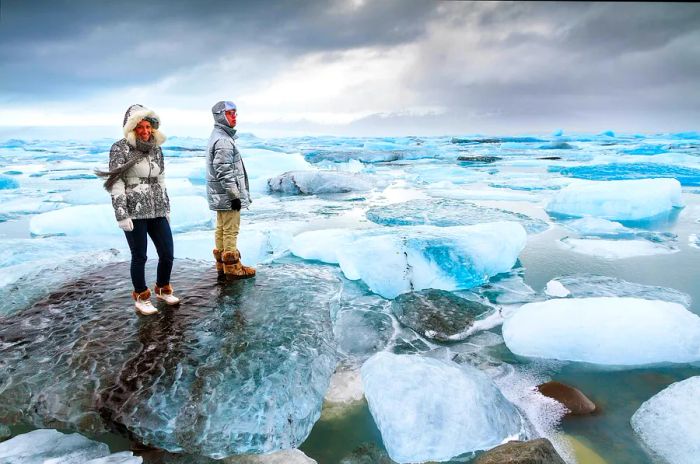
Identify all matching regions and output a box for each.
[29,196,212,236]
[631,376,700,464]
[361,352,524,463]
[0,429,142,464]
[366,199,548,234]
[291,222,527,299]
[553,163,700,186]
[0,261,339,458]
[267,170,374,195]
[546,178,683,221]
[503,297,700,365]
[558,237,679,259]
[563,217,630,237]
[542,274,691,307]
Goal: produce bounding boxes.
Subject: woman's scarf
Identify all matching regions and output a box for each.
[95,138,155,191]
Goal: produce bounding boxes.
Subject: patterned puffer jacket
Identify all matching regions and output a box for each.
[108,104,170,221]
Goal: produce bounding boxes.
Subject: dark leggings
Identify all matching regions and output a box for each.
[124,217,174,293]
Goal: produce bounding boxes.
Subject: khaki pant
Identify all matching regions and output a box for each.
[215,210,240,252]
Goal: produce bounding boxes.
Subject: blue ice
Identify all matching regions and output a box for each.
[0,174,19,189]
[551,163,700,186]
[290,222,527,299]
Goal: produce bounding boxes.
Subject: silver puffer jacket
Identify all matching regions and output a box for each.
[205,105,251,211]
[108,104,170,221]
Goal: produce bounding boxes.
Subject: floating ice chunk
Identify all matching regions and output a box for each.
[690,234,700,250]
[361,352,524,463]
[268,170,375,195]
[291,222,527,299]
[548,274,691,307]
[621,145,668,155]
[554,163,700,186]
[29,196,212,236]
[0,174,19,189]
[546,178,683,220]
[426,187,536,202]
[559,237,679,259]
[564,217,630,237]
[0,429,141,464]
[544,280,570,298]
[366,198,548,234]
[225,449,318,464]
[631,376,700,464]
[503,297,700,365]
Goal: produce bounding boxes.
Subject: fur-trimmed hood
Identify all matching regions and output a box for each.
[123,104,166,147]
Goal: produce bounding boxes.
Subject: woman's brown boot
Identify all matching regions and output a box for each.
[222,250,256,279]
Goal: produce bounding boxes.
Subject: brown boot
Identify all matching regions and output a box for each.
[222,250,256,279]
[234,249,256,276]
[213,248,224,275]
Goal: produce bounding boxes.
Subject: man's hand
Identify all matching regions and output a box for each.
[232,199,241,211]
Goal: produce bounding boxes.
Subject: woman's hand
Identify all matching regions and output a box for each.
[118,218,134,231]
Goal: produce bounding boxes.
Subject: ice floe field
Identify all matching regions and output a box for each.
[1,131,699,463]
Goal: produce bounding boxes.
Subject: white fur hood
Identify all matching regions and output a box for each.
[122,104,167,147]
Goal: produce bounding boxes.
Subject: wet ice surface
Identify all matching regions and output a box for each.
[0,260,339,458]
[1,131,700,463]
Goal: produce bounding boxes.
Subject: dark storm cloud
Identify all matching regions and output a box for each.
[0,0,436,101]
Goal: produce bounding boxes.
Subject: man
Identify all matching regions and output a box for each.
[206,100,255,278]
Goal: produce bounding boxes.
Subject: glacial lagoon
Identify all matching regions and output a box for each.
[1,131,699,463]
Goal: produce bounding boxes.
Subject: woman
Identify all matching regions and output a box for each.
[96,104,180,315]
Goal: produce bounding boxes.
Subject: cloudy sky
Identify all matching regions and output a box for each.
[1,1,698,138]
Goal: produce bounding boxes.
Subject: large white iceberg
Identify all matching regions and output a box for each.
[290,222,527,299]
[503,297,700,365]
[361,352,524,463]
[0,429,142,464]
[546,178,683,221]
[29,196,212,236]
[631,376,700,464]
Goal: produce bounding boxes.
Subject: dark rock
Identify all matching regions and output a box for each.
[457,155,502,163]
[451,137,502,144]
[474,438,567,464]
[339,442,396,464]
[537,156,562,160]
[537,381,596,415]
[391,289,491,342]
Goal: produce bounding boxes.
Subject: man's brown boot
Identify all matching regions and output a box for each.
[213,249,224,275]
[222,250,256,279]
[234,249,256,276]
